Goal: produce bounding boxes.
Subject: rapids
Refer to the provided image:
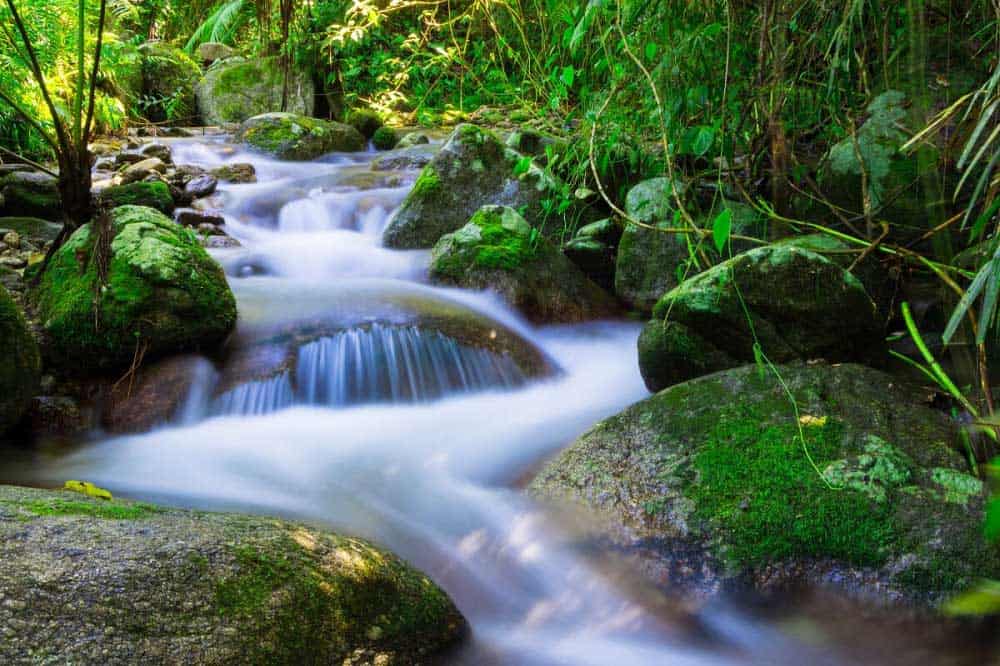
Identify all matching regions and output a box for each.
[2,135,992,665]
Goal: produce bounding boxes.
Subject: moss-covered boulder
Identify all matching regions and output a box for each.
[99,181,175,215]
[638,244,883,392]
[0,484,465,663]
[236,113,365,160]
[0,286,40,434]
[0,217,62,244]
[531,363,997,602]
[32,205,236,372]
[818,91,940,228]
[429,206,619,323]
[0,172,61,220]
[614,180,767,314]
[197,57,314,125]
[138,42,202,123]
[382,124,560,249]
[372,126,399,150]
[563,218,622,290]
[346,109,383,139]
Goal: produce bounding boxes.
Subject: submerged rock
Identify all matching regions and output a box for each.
[236,113,365,160]
[382,124,560,249]
[0,216,62,244]
[210,163,256,184]
[0,484,465,663]
[0,285,40,434]
[429,206,619,323]
[32,205,236,372]
[638,243,883,391]
[197,57,314,125]
[531,363,997,603]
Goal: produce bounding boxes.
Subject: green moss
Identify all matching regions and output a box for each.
[410,165,441,198]
[928,467,984,504]
[686,414,897,567]
[346,109,382,138]
[0,285,40,432]
[372,126,398,150]
[430,206,541,281]
[100,181,175,215]
[215,534,459,662]
[32,205,236,371]
[17,497,159,520]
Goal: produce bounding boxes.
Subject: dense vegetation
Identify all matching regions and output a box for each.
[5,0,1000,642]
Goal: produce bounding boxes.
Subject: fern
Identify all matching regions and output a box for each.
[183,0,247,53]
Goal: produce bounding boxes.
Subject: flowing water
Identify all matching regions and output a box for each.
[2,136,995,665]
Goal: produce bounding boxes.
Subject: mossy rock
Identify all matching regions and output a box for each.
[197,57,314,125]
[372,126,399,151]
[99,181,175,215]
[138,42,202,123]
[236,113,365,160]
[382,124,563,249]
[614,181,767,314]
[429,206,619,323]
[0,172,61,221]
[32,205,236,372]
[0,286,40,434]
[638,243,883,391]
[0,217,62,243]
[563,218,623,290]
[0,484,465,663]
[818,90,942,229]
[530,363,997,603]
[346,109,383,139]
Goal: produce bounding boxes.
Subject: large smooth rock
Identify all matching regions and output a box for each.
[818,90,940,228]
[0,484,465,663]
[382,124,560,249]
[32,205,236,372]
[429,206,619,323]
[0,217,62,244]
[563,218,622,290]
[531,363,998,603]
[99,181,175,215]
[0,172,61,221]
[198,57,315,125]
[0,285,40,434]
[196,41,237,64]
[138,42,202,123]
[638,244,882,392]
[236,113,364,160]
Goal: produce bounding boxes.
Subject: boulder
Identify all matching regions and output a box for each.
[0,484,465,663]
[531,363,998,603]
[818,90,940,228]
[32,205,236,372]
[346,109,383,139]
[210,163,256,183]
[236,113,365,160]
[563,218,622,290]
[372,126,398,150]
[138,42,202,123]
[0,217,62,244]
[197,57,314,125]
[370,145,436,172]
[429,206,619,323]
[177,210,225,228]
[196,41,237,64]
[99,181,175,215]
[638,244,883,392]
[397,131,431,148]
[139,142,173,163]
[121,157,168,184]
[382,124,560,249]
[0,172,60,220]
[0,285,40,434]
[185,174,218,199]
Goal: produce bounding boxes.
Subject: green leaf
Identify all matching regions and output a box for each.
[561,66,575,87]
[944,580,1000,616]
[691,126,716,157]
[644,42,657,61]
[513,156,532,177]
[712,208,732,253]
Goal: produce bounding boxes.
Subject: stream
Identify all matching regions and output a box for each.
[2,135,995,665]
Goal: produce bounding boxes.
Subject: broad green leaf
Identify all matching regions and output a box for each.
[712,208,732,253]
[644,42,657,61]
[561,66,575,87]
[513,156,532,177]
[944,580,1000,616]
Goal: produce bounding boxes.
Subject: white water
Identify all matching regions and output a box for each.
[8,138,955,664]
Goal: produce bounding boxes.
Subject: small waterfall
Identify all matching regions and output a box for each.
[295,324,527,405]
[212,372,295,416]
[208,324,527,417]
